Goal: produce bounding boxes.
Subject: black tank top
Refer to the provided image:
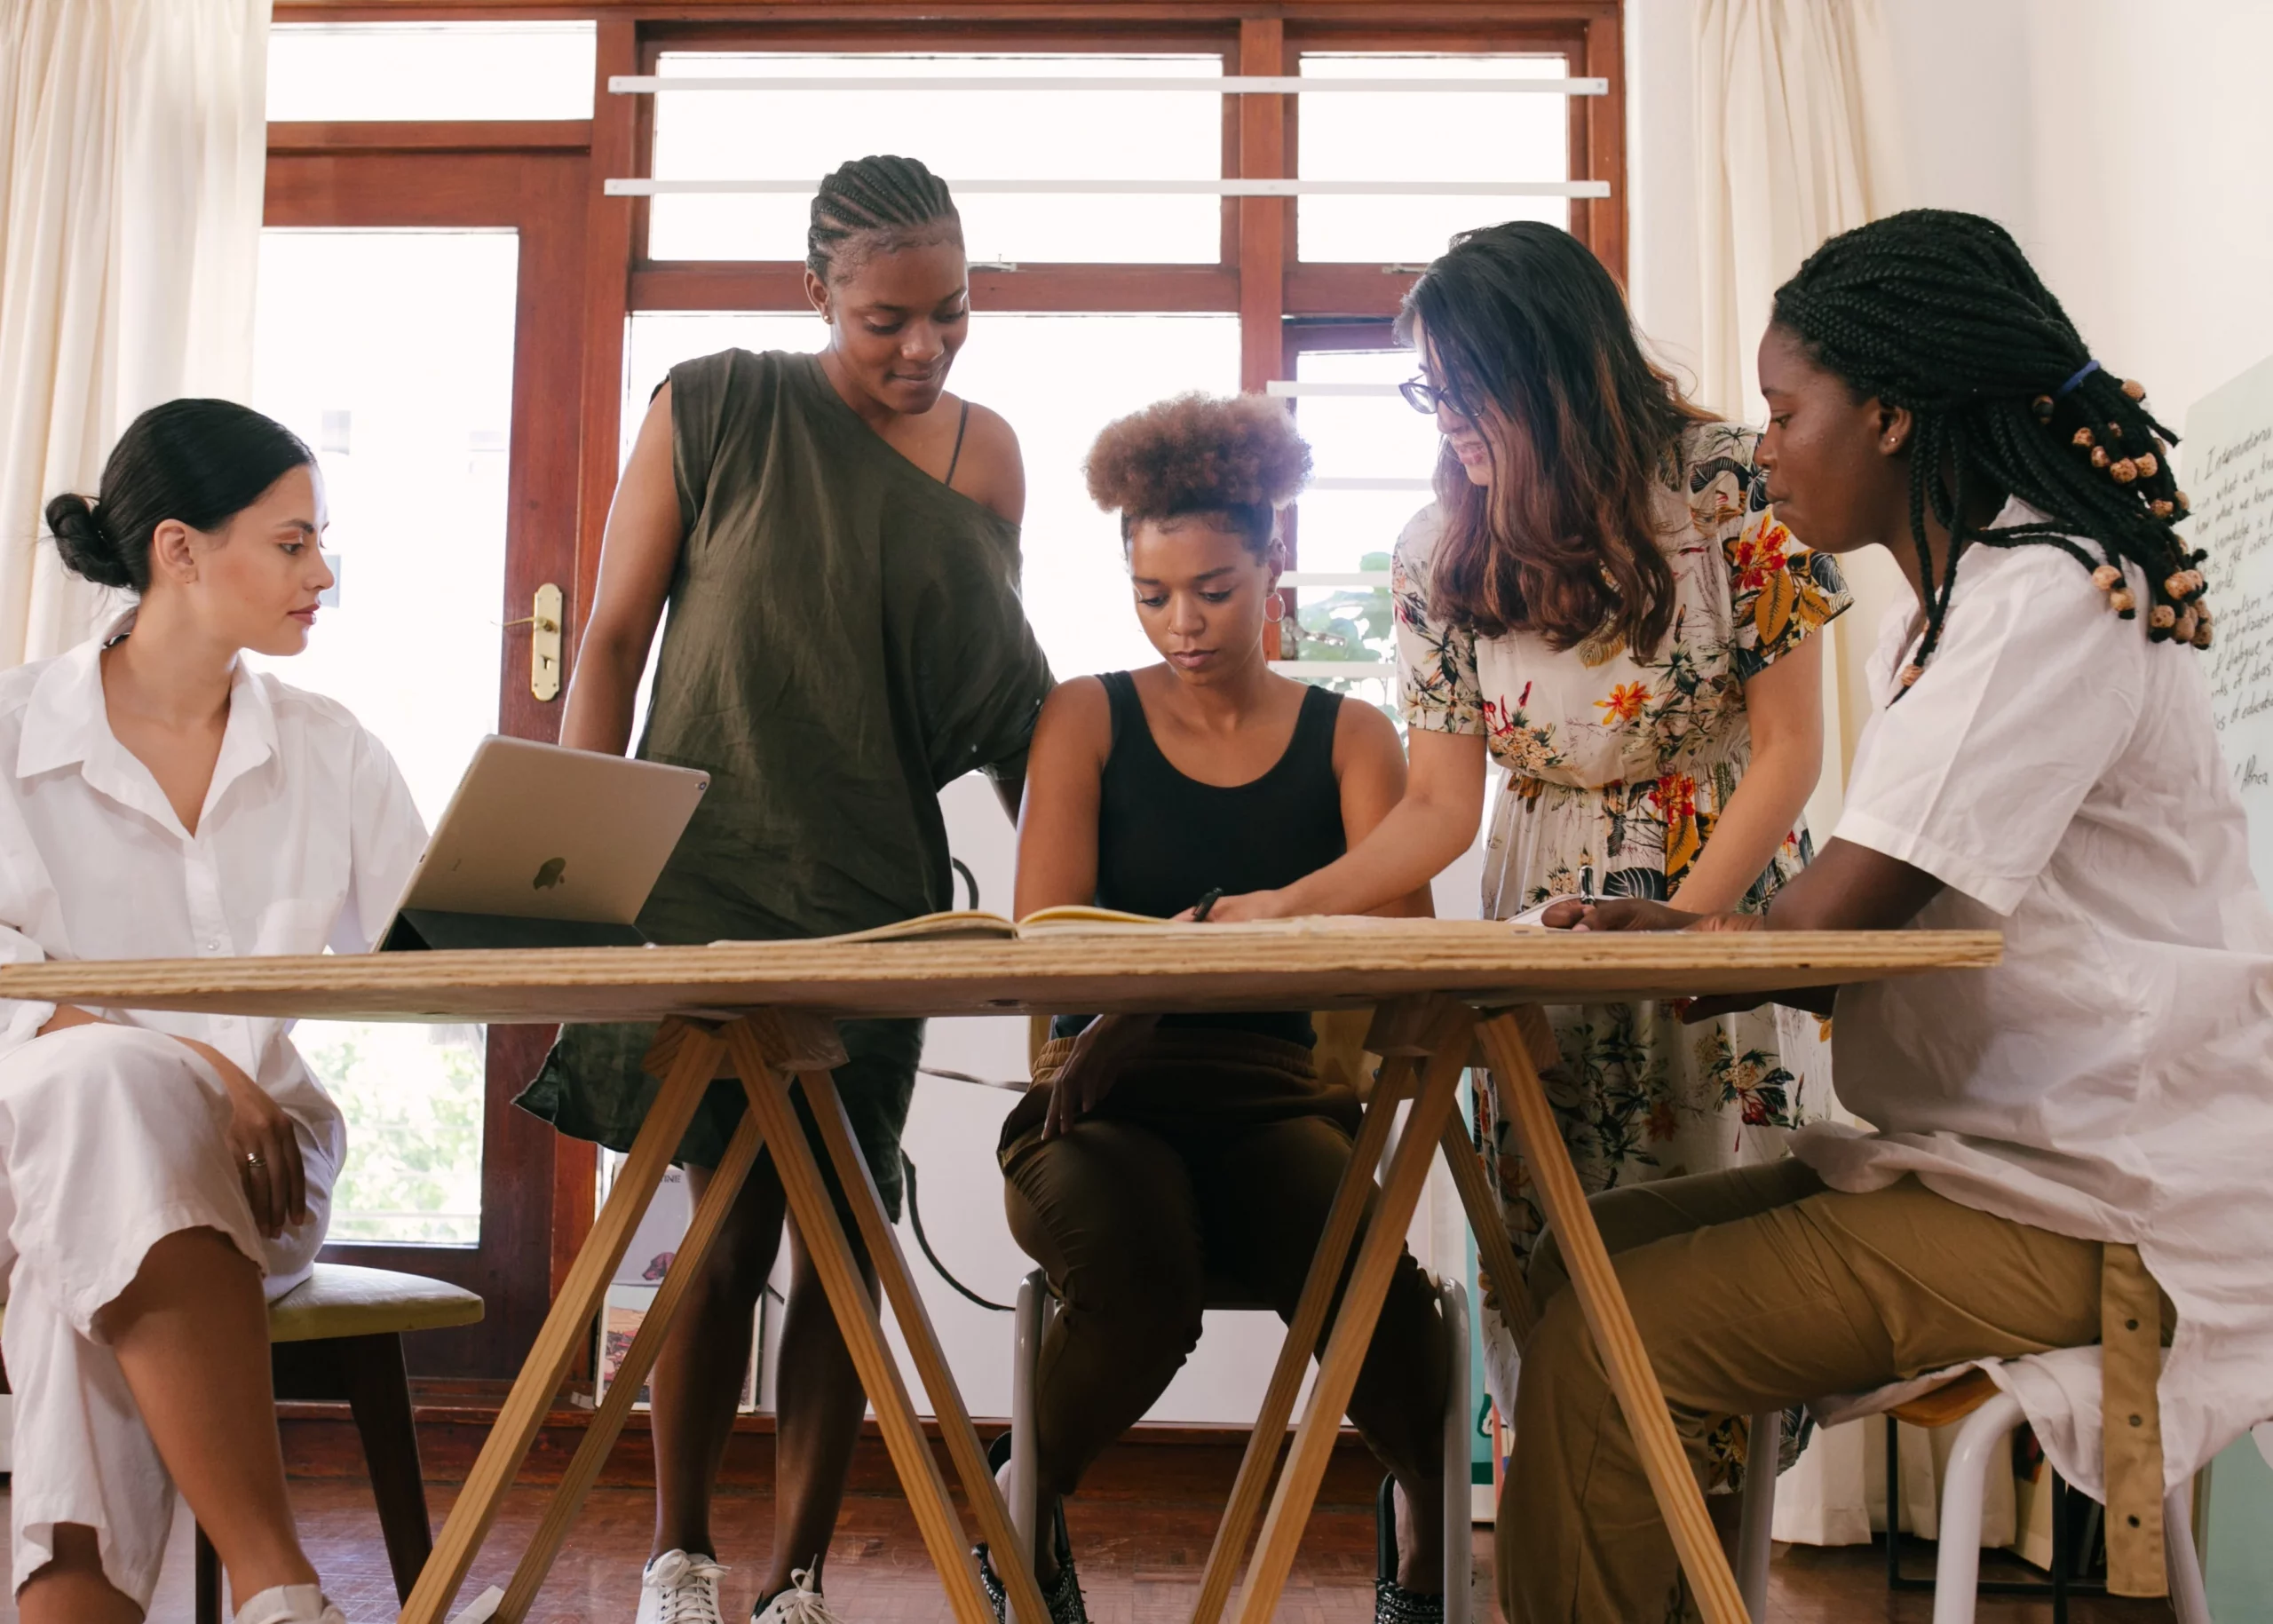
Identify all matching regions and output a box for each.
[1053,670,1348,1045]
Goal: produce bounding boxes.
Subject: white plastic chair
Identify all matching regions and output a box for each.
[1007,1269,1475,1624]
[1732,1359,2213,1624]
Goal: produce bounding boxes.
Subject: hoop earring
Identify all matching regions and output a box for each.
[1263,594,1287,625]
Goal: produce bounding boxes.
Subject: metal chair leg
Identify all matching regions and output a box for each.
[1009,1269,1049,1623]
[1928,1390,2027,1624]
[1437,1278,1471,1624]
[1736,1410,1781,1620]
[2166,1477,2212,1624]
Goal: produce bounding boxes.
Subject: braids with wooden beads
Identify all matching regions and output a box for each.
[806,154,962,283]
[1771,209,2207,690]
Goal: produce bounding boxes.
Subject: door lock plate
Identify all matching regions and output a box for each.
[531,583,563,701]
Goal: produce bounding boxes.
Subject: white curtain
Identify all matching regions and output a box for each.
[1695,0,1912,839]
[1691,0,2016,1554]
[0,0,271,665]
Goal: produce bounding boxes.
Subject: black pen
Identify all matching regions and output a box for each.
[1191,887,1224,922]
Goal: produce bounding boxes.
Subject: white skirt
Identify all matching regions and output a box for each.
[0,1024,334,1608]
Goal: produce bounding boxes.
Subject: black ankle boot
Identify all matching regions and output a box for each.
[1374,1475,1445,1624]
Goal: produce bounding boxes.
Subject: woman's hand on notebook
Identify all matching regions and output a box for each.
[1173,887,1287,924]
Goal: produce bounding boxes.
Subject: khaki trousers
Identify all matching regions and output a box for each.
[1501,1161,2109,1623]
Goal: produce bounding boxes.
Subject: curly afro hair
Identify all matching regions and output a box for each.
[1083,392,1311,556]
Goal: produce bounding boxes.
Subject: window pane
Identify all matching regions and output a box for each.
[250,229,519,1246]
[622,312,1239,681]
[266,22,596,122]
[647,54,1224,264]
[1287,347,1437,701]
[1297,53,1569,264]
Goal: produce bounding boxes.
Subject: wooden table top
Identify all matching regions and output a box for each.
[0,920,2001,1024]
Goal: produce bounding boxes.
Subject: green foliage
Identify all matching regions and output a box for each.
[302,1022,485,1245]
[1290,550,1398,715]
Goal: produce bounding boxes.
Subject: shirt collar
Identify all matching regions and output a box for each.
[15,611,281,836]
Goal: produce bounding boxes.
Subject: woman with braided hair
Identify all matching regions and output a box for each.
[1501,209,2273,1622]
[517,154,1052,1624]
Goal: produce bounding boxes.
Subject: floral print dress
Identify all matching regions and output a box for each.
[1394,422,1851,1484]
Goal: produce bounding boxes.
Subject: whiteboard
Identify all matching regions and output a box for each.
[2185,354,2273,886]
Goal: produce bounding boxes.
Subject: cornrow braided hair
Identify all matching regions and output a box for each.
[806,154,962,283]
[1771,209,2207,697]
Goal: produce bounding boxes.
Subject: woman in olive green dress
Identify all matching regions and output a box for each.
[517,155,1052,1624]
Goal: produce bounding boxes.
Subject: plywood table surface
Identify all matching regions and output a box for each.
[0,925,2000,1624]
[0,923,2002,1025]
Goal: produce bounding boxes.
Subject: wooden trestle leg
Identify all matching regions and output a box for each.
[795,1064,1054,1624]
[722,1023,1001,1624]
[495,1069,774,1618]
[399,1021,733,1624]
[1230,1001,1478,1624]
[1476,1008,1749,1624]
[1187,1046,1423,1624]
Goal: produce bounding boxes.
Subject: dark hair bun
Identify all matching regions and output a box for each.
[44,494,133,590]
[1084,392,1311,519]
[42,399,312,598]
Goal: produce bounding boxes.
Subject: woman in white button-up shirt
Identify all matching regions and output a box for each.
[1,400,424,1624]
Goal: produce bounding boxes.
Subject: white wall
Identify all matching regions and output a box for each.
[1628,0,2273,477]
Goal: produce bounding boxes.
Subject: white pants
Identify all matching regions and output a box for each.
[0,1025,333,1609]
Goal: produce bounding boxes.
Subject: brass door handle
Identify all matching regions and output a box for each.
[508,584,565,701]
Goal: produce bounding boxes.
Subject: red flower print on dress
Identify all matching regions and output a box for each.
[1727,518,1794,594]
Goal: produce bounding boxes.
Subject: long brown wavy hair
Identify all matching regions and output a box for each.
[1397,221,1714,654]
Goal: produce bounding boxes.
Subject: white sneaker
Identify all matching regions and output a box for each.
[233,1586,347,1624]
[752,1567,844,1624]
[638,1549,730,1624]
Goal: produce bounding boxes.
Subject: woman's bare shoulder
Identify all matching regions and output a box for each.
[949,397,1026,524]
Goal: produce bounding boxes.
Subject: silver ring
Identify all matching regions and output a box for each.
[243,1152,266,1169]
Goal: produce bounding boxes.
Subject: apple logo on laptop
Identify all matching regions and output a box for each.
[533,857,567,891]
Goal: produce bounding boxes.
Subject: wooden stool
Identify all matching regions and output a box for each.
[196,1262,484,1624]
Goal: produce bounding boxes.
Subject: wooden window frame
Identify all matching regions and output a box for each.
[268,1,1624,1356]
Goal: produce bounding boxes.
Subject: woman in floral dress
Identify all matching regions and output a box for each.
[1199,222,1849,1485]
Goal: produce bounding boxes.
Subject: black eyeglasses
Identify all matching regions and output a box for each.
[1398,376,1470,417]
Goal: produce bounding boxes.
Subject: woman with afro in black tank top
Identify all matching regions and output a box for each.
[986,395,1451,1624]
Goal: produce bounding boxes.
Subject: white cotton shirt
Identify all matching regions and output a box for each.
[1793,501,2273,1488]
[0,617,427,1168]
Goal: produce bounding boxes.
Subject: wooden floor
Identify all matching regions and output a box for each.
[0,1479,2174,1622]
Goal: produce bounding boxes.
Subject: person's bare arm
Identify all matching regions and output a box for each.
[1330,699,1435,918]
[1013,680,1107,918]
[560,385,685,757]
[1200,727,1485,922]
[1551,836,1945,1017]
[1666,633,1825,915]
[1012,679,1157,1135]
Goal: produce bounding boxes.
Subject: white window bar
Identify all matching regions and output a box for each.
[1269,660,1394,678]
[1266,381,1406,397]
[606,177,1607,199]
[1306,477,1432,492]
[611,74,1607,97]
[1282,571,1393,588]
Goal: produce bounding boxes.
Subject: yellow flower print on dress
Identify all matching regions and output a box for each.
[1595,680,1650,726]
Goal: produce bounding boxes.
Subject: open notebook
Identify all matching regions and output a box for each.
[710,907,1548,947]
